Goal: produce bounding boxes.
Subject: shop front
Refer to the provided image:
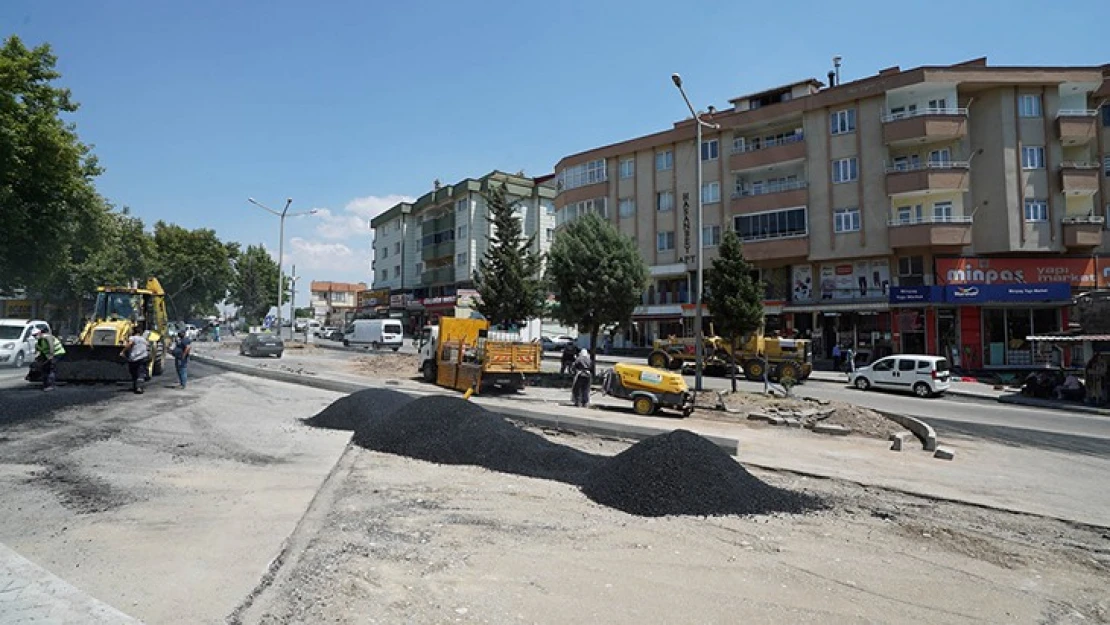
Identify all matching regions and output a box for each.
[788,259,892,360]
[631,304,685,347]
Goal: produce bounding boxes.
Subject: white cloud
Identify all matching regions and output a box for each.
[312,194,414,241]
[287,237,357,271]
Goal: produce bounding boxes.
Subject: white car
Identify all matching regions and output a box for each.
[849,355,951,398]
[183,324,199,340]
[0,319,51,368]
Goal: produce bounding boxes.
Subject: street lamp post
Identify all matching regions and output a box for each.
[671,73,720,392]
[247,197,316,337]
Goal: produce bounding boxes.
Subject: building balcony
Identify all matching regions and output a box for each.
[1056,110,1098,145]
[1059,162,1100,195]
[1061,216,1105,250]
[421,240,455,262]
[730,180,808,214]
[736,234,809,262]
[887,215,973,250]
[885,162,970,196]
[881,108,968,146]
[420,265,455,286]
[729,134,806,172]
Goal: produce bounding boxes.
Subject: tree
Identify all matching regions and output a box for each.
[704,229,764,392]
[546,213,647,371]
[472,182,545,329]
[149,222,238,320]
[294,307,314,319]
[228,244,285,325]
[0,36,106,293]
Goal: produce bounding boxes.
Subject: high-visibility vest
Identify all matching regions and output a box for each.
[36,335,66,358]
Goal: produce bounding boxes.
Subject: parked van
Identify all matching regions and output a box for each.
[848,355,950,398]
[344,319,404,350]
[0,319,51,368]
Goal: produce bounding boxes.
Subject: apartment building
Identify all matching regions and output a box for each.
[309,281,367,327]
[553,58,1110,370]
[371,171,557,329]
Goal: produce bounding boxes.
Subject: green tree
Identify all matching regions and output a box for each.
[472,183,545,329]
[294,307,314,319]
[228,244,285,325]
[704,229,764,392]
[0,36,106,293]
[546,212,647,371]
[149,222,238,320]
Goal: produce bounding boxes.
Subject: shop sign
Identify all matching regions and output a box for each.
[791,265,814,302]
[389,294,406,308]
[358,288,390,309]
[819,259,890,300]
[936,257,1100,287]
[456,288,480,309]
[942,282,1071,304]
[889,286,941,304]
[420,295,457,307]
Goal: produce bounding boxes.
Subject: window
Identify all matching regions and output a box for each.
[545,203,556,215]
[898,359,916,372]
[457,225,467,239]
[896,204,922,224]
[830,109,856,134]
[394,265,400,278]
[832,157,858,183]
[733,207,808,241]
[545,228,554,242]
[1021,146,1045,170]
[415,262,423,275]
[701,139,719,161]
[928,148,951,164]
[927,98,948,111]
[655,150,673,171]
[932,201,953,222]
[701,181,720,204]
[393,242,400,254]
[618,198,636,217]
[456,199,468,213]
[381,247,388,259]
[1019,94,1042,117]
[898,255,924,286]
[557,197,608,225]
[656,231,675,251]
[1024,199,1048,222]
[892,154,921,171]
[833,208,861,233]
[702,225,721,247]
[456,252,468,266]
[1103,155,1109,177]
[619,158,635,178]
[1103,105,1110,127]
[656,191,674,212]
[872,359,895,372]
[558,159,607,190]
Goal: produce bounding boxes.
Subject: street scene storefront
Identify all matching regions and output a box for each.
[784,259,893,361]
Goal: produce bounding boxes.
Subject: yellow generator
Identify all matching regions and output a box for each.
[601,362,694,417]
[31,278,170,383]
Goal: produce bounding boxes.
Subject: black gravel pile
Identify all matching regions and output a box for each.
[352,395,604,484]
[581,429,822,517]
[303,388,415,432]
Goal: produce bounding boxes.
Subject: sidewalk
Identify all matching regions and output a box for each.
[0,542,142,624]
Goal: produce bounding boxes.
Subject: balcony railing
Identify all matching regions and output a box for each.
[730,179,807,199]
[1056,109,1099,118]
[737,230,808,243]
[1062,215,1106,225]
[880,107,968,123]
[887,215,974,227]
[1059,161,1100,169]
[730,133,804,154]
[884,161,970,174]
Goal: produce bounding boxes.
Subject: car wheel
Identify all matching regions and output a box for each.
[854,376,871,391]
[343,340,349,347]
[275,351,283,359]
[913,382,931,398]
[392,346,399,352]
[372,341,380,350]
[13,351,24,368]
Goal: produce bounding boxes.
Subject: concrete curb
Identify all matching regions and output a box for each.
[876,410,938,452]
[997,394,1110,416]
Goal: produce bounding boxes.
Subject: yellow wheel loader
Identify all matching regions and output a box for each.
[29,278,170,383]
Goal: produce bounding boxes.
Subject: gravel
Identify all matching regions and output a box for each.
[581,429,823,518]
[352,395,605,485]
[303,388,415,432]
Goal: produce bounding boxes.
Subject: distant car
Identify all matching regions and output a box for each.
[0,319,51,368]
[183,324,199,340]
[327,328,345,341]
[318,325,337,338]
[294,319,308,332]
[848,355,950,398]
[239,332,284,358]
[540,336,572,352]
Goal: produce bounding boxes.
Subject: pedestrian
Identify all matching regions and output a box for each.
[603,334,613,355]
[560,342,577,375]
[120,326,150,394]
[571,348,592,407]
[172,330,193,389]
[832,343,842,371]
[33,328,66,391]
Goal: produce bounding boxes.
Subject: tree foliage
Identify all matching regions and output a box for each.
[704,229,764,391]
[0,36,104,293]
[229,244,284,325]
[149,222,239,320]
[472,183,545,328]
[546,213,647,369]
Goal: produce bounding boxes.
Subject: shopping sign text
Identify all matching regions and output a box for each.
[936,257,1100,287]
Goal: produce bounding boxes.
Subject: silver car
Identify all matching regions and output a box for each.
[239,332,284,358]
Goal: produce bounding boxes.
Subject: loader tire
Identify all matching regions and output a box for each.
[743,359,765,382]
[152,355,164,377]
[647,351,670,369]
[776,360,801,383]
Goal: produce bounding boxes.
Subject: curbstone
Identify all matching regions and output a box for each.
[877,411,938,452]
[933,446,956,461]
[812,423,851,436]
[889,431,914,452]
[747,412,772,422]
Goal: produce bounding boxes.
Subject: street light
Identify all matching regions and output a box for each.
[247,197,317,335]
[671,73,720,392]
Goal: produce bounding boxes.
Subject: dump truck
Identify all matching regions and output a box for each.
[417,316,543,394]
[647,331,813,383]
[30,278,169,383]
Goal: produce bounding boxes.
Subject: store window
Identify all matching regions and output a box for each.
[898,255,925,287]
[982,308,1062,367]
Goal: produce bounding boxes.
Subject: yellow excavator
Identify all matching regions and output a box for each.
[30,278,170,383]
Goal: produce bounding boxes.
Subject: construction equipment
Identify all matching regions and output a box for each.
[30,278,169,383]
[647,331,813,383]
[417,316,543,394]
[601,362,695,417]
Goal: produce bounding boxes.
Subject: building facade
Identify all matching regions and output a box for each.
[371,171,557,330]
[309,281,367,326]
[553,58,1110,370]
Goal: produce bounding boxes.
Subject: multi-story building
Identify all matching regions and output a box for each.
[554,58,1110,371]
[371,170,557,329]
[309,281,367,326]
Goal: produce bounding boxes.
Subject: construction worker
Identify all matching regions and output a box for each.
[119,326,150,394]
[33,328,66,391]
[571,348,592,408]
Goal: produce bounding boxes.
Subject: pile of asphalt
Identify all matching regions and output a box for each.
[581,429,822,517]
[352,395,604,485]
[303,388,415,432]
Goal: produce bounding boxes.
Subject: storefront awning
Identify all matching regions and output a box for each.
[1027,334,1110,342]
[783,300,889,313]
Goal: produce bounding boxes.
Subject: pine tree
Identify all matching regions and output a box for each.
[472,182,545,329]
[705,229,764,392]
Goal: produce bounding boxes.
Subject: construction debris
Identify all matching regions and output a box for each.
[303,388,415,431]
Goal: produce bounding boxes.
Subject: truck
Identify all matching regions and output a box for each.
[416,317,543,394]
[647,331,813,383]
[343,318,403,350]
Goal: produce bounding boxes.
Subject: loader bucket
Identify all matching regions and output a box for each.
[28,346,133,383]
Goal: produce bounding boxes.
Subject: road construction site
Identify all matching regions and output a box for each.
[1,343,1109,624]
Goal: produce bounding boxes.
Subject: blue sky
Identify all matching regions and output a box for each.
[3,0,1106,294]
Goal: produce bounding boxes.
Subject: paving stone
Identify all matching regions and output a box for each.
[747,412,772,422]
[933,446,956,461]
[889,431,914,451]
[812,423,852,436]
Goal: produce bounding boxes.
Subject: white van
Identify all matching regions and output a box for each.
[0,319,51,368]
[344,319,404,351]
[849,355,951,398]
